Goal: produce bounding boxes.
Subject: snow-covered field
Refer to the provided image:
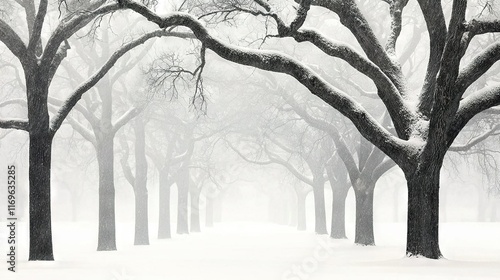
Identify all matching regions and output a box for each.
[2,222,500,280]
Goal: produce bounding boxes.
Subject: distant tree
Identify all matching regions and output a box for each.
[121,0,500,258]
[0,0,173,260]
[120,114,151,245]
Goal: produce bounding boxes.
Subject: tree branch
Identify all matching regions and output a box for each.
[49,28,177,134]
[449,84,500,146]
[0,119,29,130]
[112,106,145,133]
[415,0,447,117]
[0,19,28,64]
[27,0,48,56]
[449,123,500,152]
[456,42,500,96]
[120,0,413,169]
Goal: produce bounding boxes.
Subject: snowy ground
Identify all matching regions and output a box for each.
[2,222,500,280]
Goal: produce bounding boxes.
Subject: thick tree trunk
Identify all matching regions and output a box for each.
[353,180,375,245]
[406,165,442,259]
[312,185,328,234]
[28,132,54,261]
[133,118,149,245]
[190,190,201,232]
[296,192,307,231]
[330,183,349,239]
[206,197,214,227]
[96,135,117,251]
[176,167,189,234]
[158,169,172,238]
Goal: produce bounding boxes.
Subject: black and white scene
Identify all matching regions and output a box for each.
[1,0,500,279]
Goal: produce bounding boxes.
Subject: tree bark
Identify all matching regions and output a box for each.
[296,192,307,231]
[405,165,442,258]
[96,133,117,251]
[353,180,375,245]
[133,118,149,245]
[28,132,54,261]
[190,189,201,232]
[330,182,349,239]
[158,168,172,238]
[312,184,328,234]
[176,167,190,234]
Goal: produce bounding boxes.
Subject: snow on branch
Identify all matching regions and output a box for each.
[465,19,500,36]
[112,106,145,133]
[385,0,409,56]
[456,43,500,96]
[309,0,405,94]
[119,0,410,166]
[450,84,500,145]
[0,119,29,131]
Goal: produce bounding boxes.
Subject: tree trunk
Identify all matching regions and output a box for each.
[96,134,117,251]
[133,118,149,245]
[176,167,189,234]
[312,185,328,234]
[206,197,214,227]
[28,132,54,261]
[214,195,222,223]
[405,165,442,259]
[353,180,375,245]
[134,190,149,245]
[288,190,298,227]
[158,168,171,238]
[330,183,349,239]
[190,189,201,232]
[296,192,307,231]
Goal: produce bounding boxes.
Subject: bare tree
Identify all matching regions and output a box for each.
[120,0,500,258]
[0,0,187,260]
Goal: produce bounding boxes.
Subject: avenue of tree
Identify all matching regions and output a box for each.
[0,0,499,262]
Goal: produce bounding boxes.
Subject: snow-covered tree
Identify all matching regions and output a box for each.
[119,0,500,258]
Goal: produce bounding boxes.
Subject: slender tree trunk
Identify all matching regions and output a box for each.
[96,134,117,251]
[190,189,201,232]
[353,180,375,245]
[288,190,298,227]
[330,183,349,239]
[176,167,189,234]
[214,195,222,223]
[312,184,328,234]
[133,119,149,245]
[206,197,214,227]
[158,168,172,238]
[296,192,307,231]
[405,164,442,259]
[134,190,149,245]
[29,132,54,261]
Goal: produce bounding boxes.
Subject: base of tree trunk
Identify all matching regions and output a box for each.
[29,134,55,261]
[405,165,442,259]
